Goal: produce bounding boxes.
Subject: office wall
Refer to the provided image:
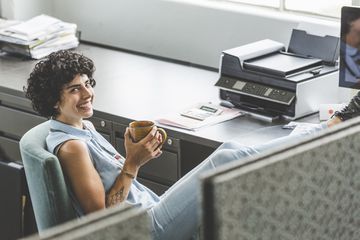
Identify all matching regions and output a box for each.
[50,0,339,68]
[1,0,340,69]
[0,0,51,20]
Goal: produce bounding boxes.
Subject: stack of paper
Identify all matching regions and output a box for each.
[0,15,79,59]
[0,18,20,30]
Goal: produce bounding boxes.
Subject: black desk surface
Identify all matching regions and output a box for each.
[0,43,319,148]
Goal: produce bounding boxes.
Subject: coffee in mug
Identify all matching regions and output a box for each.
[129,120,167,146]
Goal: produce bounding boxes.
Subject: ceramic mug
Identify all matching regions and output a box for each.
[129,120,167,146]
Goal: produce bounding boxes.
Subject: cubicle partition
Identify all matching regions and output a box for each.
[202,118,360,240]
[22,203,152,240]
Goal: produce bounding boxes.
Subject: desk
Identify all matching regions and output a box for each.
[0,42,321,186]
[0,42,322,162]
[0,43,318,144]
[0,43,319,237]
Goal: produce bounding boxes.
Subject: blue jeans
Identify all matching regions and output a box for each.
[148,123,326,240]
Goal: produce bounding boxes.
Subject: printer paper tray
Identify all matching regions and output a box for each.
[243,52,323,77]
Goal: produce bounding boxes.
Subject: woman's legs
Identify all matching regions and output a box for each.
[148,141,258,240]
[148,123,327,240]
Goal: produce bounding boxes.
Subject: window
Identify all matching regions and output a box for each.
[219,0,356,18]
[225,0,279,8]
[285,0,352,18]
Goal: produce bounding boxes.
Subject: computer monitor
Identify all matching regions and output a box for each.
[339,6,360,89]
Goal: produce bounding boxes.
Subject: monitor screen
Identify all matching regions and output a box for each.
[340,6,360,89]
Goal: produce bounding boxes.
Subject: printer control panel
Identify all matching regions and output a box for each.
[215,77,295,105]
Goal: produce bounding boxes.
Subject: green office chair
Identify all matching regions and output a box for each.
[19,121,77,232]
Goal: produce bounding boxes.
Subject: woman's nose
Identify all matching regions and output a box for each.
[81,85,92,97]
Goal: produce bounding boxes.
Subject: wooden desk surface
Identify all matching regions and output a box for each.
[0,43,318,148]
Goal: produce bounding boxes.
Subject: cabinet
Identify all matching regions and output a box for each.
[0,91,47,161]
[0,88,44,239]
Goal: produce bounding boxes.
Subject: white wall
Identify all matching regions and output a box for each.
[1,0,340,69]
[50,0,339,68]
[0,0,52,20]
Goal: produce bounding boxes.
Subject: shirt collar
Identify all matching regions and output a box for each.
[49,119,92,140]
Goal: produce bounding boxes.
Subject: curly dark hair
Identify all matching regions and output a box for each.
[24,50,96,118]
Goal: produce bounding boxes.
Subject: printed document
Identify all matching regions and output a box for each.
[156,102,243,131]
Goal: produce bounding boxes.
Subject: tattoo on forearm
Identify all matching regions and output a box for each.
[107,186,125,206]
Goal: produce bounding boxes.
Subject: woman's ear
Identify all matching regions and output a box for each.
[54,101,60,110]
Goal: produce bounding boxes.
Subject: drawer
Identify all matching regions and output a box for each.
[88,117,112,132]
[0,136,21,162]
[0,92,34,113]
[115,137,179,184]
[137,177,169,196]
[88,117,113,144]
[0,106,46,139]
[100,133,111,143]
[140,150,178,184]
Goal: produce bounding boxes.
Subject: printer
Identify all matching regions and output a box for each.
[215,29,340,120]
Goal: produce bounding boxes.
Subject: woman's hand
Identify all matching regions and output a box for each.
[123,126,163,173]
[106,126,163,208]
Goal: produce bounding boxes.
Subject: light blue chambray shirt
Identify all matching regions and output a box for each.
[46,119,160,216]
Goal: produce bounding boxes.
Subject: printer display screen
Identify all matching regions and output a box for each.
[233,81,246,90]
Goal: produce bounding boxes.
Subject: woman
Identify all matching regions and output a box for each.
[24,50,356,240]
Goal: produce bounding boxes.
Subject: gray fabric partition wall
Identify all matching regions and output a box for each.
[22,203,152,240]
[202,118,360,240]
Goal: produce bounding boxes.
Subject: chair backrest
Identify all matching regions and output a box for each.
[202,118,360,240]
[19,121,77,232]
[22,203,152,240]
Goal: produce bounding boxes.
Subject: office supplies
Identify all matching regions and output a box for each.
[0,18,19,30]
[180,103,223,121]
[0,15,79,59]
[215,29,340,120]
[156,102,243,130]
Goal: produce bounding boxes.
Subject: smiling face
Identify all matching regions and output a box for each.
[55,74,95,128]
[346,18,360,48]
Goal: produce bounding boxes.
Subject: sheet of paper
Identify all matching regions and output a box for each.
[7,14,60,37]
[156,102,244,131]
[0,18,20,30]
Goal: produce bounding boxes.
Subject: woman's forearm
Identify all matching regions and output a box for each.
[106,162,139,207]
